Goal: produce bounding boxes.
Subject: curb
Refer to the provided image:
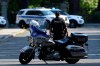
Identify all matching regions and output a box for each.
[11,29,27,36]
[0,35,13,42]
[85,23,100,26]
[82,23,100,28]
[0,29,27,42]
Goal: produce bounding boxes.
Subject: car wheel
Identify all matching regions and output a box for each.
[69,20,77,28]
[19,21,28,29]
[0,25,6,28]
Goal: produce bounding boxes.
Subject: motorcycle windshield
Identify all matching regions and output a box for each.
[30,26,49,37]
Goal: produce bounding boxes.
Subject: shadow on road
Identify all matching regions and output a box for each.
[0,62,100,66]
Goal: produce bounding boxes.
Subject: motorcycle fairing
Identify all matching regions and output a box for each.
[30,26,49,38]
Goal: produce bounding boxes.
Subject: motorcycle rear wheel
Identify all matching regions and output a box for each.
[65,59,80,64]
[19,50,34,64]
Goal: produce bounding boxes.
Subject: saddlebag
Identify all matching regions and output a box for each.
[66,45,88,58]
[70,32,88,44]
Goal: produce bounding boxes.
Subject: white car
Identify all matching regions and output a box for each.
[0,16,6,27]
[51,8,85,28]
[16,7,69,28]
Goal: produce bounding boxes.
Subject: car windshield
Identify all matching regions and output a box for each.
[51,10,69,15]
[18,11,24,15]
[41,10,54,15]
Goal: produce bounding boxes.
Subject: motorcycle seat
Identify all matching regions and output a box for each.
[54,37,68,44]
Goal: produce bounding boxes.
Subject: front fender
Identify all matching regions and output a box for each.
[20,46,33,53]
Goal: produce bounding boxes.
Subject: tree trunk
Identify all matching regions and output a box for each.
[68,0,80,15]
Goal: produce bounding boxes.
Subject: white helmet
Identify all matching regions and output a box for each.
[30,20,40,27]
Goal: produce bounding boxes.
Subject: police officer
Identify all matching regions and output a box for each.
[49,11,68,40]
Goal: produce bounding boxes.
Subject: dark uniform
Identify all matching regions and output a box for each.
[50,12,67,40]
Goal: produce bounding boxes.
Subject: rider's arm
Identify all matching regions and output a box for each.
[49,19,54,38]
[62,19,68,37]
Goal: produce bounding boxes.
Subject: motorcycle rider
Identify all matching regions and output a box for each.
[49,11,68,40]
[49,11,69,60]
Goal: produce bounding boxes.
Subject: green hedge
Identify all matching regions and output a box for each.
[89,11,100,22]
[80,0,98,22]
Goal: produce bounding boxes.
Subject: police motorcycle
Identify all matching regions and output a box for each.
[19,20,88,64]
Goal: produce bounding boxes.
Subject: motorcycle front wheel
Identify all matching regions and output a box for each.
[19,50,34,64]
[65,59,80,64]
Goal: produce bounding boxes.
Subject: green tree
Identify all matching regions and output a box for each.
[68,0,80,14]
[28,0,65,8]
[96,0,100,11]
[80,0,98,21]
[0,5,1,15]
[7,0,18,24]
[6,0,99,23]
[17,0,29,10]
[89,0,100,22]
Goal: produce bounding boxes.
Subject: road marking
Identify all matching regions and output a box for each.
[0,54,100,57]
[89,39,100,40]
[88,54,100,56]
[0,59,100,64]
